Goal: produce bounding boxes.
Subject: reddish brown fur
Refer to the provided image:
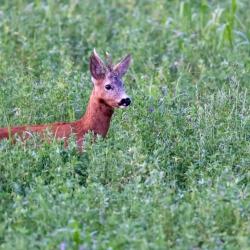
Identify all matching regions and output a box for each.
[0,50,131,150]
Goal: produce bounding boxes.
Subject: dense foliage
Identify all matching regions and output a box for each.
[0,0,249,249]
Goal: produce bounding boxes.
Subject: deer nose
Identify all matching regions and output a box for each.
[119,97,131,107]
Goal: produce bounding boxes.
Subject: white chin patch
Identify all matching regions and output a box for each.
[119,104,128,109]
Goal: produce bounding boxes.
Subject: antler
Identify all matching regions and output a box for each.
[105,51,113,70]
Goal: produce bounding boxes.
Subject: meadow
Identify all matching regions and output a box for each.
[0,0,249,249]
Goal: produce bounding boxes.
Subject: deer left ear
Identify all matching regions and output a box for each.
[89,49,107,80]
[114,54,131,78]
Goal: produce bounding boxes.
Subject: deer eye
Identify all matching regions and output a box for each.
[105,84,112,90]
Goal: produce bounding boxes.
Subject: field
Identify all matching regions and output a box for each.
[0,0,249,249]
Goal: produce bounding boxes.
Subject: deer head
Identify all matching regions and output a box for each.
[89,49,131,108]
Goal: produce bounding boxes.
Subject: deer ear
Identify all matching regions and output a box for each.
[114,54,131,78]
[89,49,107,80]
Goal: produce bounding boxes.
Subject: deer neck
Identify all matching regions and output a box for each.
[81,90,114,136]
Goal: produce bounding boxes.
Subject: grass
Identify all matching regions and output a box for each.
[0,0,249,249]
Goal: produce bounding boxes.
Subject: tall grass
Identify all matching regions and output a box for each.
[0,0,249,249]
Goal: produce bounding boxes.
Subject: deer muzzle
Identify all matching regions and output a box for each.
[118,97,131,107]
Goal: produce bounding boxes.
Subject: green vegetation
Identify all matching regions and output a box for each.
[0,0,249,249]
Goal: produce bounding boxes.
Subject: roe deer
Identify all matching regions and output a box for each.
[0,49,132,150]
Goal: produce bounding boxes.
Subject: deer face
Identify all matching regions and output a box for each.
[90,49,131,108]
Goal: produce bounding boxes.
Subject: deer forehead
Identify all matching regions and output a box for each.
[105,73,124,87]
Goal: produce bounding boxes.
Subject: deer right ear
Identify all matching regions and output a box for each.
[113,54,131,78]
[89,49,107,80]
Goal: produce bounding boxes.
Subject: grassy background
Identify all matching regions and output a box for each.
[0,0,249,249]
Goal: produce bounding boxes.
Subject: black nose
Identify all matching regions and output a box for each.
[119,97,131,107]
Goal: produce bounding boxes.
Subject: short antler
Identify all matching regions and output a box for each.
[105,51,113,70]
